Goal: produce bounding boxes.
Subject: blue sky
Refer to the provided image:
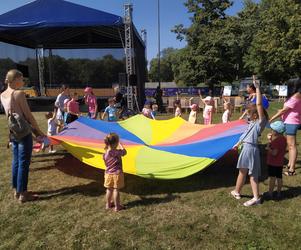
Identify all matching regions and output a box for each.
[0,0,248,62]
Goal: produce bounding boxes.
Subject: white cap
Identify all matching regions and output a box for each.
[204,96,212,102]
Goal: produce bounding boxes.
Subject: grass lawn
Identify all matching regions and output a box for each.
[0,101,300,249]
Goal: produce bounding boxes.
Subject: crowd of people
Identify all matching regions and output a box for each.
[0,69,300,210]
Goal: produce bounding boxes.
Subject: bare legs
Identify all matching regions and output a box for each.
[235,168,259,199]
[287,135,297,172]
[106,188,122,211]
[105,188,113,209]
[113,189,121,210]
[235,168,248,194]
[268,177,282,195]
[250,176,259,199]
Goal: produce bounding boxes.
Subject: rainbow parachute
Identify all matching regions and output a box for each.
[51,115,247,179]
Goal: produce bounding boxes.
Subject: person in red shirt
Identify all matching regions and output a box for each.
[265,121,287,199]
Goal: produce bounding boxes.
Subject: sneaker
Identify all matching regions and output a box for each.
[48,150,57,153]
[243,197,261,207]
[230,190,241,200]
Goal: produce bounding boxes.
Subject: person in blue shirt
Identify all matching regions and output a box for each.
[102,98,118,122]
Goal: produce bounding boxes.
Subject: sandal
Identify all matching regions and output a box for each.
[284,170,296,176]
[230,190,241,200]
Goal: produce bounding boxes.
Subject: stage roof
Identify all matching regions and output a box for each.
[0,0,143,49]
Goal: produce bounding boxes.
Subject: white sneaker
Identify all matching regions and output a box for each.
[48,150,56,153]
[243,197,261,207]
[230,190,241,200]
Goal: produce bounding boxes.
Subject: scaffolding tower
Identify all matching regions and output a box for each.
[124,3,137,111]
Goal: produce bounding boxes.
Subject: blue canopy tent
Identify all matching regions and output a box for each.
[0,0,146,106]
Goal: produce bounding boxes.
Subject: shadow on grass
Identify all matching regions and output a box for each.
[33,147,301,203]
[45,149,243,196]
[34,181,105,200]
[281,185,301,200]
[124,193,180,208]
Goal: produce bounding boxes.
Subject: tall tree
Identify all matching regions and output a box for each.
[172,0,238,87]
[244,0,301,83]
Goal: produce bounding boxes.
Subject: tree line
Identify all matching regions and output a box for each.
[148,0,301,87]
[0,55,125,88]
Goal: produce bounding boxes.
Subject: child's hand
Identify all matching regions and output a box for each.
[233,143,239,150]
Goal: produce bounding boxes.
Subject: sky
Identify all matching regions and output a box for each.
[0,0,248,63]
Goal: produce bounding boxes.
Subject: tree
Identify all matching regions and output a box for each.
[148,47,178,82]
[244,0,301,83]
[172,0,240,87]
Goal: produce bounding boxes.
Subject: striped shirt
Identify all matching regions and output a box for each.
[103,149,127,174]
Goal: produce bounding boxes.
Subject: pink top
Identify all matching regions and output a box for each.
[103,149,127,174]
[203,105,213,119]
[86,95,97,113]
[282,96,301,124]
[67,99,80,114]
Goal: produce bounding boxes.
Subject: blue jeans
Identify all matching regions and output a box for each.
[12,133,33,193]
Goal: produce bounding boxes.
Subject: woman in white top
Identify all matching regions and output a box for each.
[0,69,44,203]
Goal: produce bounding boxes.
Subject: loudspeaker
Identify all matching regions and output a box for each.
[16,64,29,78]
[129,74,137,86]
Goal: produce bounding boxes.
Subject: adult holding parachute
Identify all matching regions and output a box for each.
[269,78,301,176]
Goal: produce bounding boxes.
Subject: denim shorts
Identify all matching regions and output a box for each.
[285,123,301,136]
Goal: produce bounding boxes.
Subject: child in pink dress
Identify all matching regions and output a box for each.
[201,96,213,125]
[84,87,98,119]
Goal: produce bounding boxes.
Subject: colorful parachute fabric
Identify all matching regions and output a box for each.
[51,115,247,179]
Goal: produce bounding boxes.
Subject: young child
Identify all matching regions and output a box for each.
[231,76,268,207]
[174,100,182,117]
[46,108,59,153]
[188,98,198,124]
[265,121,287,199]
[102,98,118,122]
[103,133,127,212]
[84,87,98,119]
[222,101,232,123]
[142,102,152,119]
[201,96,214,125]
[66,92,80,124]
[151,104,158,120]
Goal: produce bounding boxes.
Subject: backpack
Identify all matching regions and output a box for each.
[7,91,32,141]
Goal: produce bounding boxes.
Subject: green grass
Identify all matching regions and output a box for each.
[0,101,300,249]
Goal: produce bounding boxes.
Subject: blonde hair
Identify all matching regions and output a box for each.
[104,133,119,150]
[5,69,23,85]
